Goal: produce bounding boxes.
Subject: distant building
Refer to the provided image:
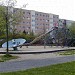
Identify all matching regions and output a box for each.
[15,9,59,35]
[7,7,75,35]
[59,19,74,28]
[66,20,75,28]
[1,6,74,35]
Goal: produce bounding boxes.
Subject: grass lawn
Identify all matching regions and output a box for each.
[0,54,18,62]
[0,61,75,75]
[57,49,75,55]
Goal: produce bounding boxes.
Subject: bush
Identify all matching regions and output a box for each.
[69,22,75,38]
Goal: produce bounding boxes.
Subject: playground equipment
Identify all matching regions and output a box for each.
[2,38,26,50]
[30,27,75,47]
[1,27,75,50]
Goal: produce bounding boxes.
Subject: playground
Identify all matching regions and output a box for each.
[0,46,75,72]
[0,46,75,54]
[0,27,75,54]
[0,27,75,72]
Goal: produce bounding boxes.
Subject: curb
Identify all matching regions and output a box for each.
[0,49,75,54]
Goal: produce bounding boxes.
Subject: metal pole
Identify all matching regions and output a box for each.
[6,6,9,54]
[43,24,46,49]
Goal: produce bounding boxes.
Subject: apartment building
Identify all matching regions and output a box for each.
[59,19,74,28]
[11,8,74,35]
[1,6,74,36]
[15,9,59,35]
[16,9,31,34]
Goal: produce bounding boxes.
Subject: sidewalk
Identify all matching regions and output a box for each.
[0,46,75,52]
[0,46,75,63]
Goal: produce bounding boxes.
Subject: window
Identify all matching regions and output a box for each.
[23,26,25,28]
[23,11,25,14]
[23,22,25,23]
[27,22,30,24]
[46,20,49,22]
[13,10,16,13]
[23,16,25,19]
[36,18,38,20]
[40,14,42,16]
[35,14,38,16]
[46,15,49,17]
[27,27,30,29]
[50,22,53,24]
[53,16,55,18]
[32,20,35,22]
[28,27,30,29]
[27,12,30,15]
[57,16,58,18]
[43,14,45,17]
[27,17,30,20]
[36,27,38,29]
[32,24,35,26]
[40,19,42,21]
[48,15,49,17]
[43,19,44,21]
[37,24,38,25]
[29,12,30,14]
[32,15,35,17]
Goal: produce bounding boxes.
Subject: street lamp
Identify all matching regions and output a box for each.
[43,24,46,49]
[6,6,9,54]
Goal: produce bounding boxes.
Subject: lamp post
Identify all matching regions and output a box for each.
[43,24,46,49]
[6,6,9,54]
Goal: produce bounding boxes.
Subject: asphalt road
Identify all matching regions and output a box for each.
[0,55,75,73]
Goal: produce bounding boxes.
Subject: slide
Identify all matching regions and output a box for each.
[30,29,54,44]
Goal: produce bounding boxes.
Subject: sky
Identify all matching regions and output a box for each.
[1,0,75,21]
[15,0,75,21]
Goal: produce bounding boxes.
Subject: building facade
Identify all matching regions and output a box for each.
[15,9,59,35]
[13,8,74,35]
[59,19,74,28]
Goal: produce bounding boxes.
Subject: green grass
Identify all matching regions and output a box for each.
[0,54,18,62]
[0,61,75,75]
[57,50,75,55]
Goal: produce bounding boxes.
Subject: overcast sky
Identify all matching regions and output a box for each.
[15,0,75,21]
[1,0,74,21]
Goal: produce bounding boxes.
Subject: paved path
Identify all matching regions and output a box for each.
[0,46,75,54]
[0,55,75,72]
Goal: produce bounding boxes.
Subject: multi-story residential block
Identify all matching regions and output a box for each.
[15,9,59,35]
[66,20,74,28]
[49,14,59,30]
[1,6,74,36]
[7,7,74,35]
[59,19,74,28]
[59,19,66,28]
[16,9,31,34]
